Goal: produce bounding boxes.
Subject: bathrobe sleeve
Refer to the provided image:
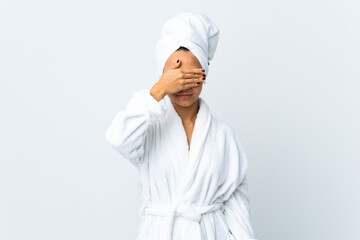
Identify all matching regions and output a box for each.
[223,175,256,240]
[222,130,257,240]
[105,88,168,166]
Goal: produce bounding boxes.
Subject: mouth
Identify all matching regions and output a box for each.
[176,93,193,99]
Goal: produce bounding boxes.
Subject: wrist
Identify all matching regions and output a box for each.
[150,83,166,102]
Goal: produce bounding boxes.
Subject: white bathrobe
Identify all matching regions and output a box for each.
[105,89,256,240]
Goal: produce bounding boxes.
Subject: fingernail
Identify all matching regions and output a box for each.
[202,69,205,72]
[177,59,179,63]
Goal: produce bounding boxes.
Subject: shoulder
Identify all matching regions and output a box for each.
[211,115,238,139]
[211,116,249,180]
[211,115,247,152]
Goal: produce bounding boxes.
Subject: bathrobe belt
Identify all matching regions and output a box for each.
[140,201,223,239]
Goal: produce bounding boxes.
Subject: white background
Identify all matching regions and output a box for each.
[1,1,359,239]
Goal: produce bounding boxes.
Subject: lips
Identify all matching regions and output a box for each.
[177,93,192,96]
[176,93,192,99]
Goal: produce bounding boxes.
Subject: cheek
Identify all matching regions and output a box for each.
[193,85,202,95]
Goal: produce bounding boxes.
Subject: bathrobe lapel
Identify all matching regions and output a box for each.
[164,97,212,198]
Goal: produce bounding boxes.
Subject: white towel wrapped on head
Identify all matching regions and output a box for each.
[155,12,220,78]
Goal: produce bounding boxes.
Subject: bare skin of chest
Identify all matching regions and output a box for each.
[183,121,195,150]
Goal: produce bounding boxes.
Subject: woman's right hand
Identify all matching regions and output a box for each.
[158,59,206,95]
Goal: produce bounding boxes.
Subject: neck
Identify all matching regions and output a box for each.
[172,98,200,122]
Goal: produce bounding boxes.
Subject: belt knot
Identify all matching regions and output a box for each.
[139,201,222,239]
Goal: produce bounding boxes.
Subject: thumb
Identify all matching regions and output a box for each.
[172,59,181,69]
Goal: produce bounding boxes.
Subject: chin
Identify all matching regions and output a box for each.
[175,101,192,107]
[173,97,198,108]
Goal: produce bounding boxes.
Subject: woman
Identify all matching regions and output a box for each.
[105,12,256,240]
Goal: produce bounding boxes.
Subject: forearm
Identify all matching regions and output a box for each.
[150,82,167,102]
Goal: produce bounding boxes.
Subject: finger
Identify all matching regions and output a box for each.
[184,82,201,89]
[172,59,181,68]
[183,77,206,84]
[182,72,204,79]
[181,68,205,74]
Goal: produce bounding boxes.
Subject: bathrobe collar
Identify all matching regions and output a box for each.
[163,96,212,196]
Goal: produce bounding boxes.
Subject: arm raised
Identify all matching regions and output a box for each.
[105,87,168,166]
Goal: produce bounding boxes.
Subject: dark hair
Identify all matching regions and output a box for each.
[176,46,190,52]
[175,46,209,65]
